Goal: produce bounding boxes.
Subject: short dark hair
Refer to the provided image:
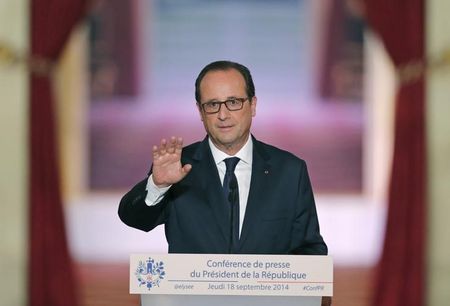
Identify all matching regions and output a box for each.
[195,60,255,103]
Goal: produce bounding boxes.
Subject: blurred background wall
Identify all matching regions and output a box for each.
[427,0,450,304]
[63,0,384,266]
[0,1,28,305]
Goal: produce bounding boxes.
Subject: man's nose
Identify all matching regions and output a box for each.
[217,103,230,120]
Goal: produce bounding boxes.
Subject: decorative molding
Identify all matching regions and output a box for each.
[398,48,450,84]
[0,41,53,75]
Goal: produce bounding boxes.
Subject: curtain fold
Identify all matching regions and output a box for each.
[364,1,426,306]
[29,1,87,305]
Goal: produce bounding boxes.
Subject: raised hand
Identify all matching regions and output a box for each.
[151,136,192,187]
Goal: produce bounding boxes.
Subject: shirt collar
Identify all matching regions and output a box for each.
[208,135,253,166]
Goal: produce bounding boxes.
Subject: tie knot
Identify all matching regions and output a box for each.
[224,157,240,173]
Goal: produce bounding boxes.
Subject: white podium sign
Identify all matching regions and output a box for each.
[130,254,333,297]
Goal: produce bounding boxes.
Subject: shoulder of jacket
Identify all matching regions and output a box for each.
[254,139,306,165]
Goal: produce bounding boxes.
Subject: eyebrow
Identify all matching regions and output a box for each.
[204,96,239,103]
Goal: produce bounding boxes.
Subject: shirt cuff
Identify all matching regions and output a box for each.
[145,174,171,206]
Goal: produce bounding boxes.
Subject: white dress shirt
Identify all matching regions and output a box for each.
[145,136,253,236]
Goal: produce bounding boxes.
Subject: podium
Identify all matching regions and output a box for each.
[130,254,333,306]
[141,293,321,306]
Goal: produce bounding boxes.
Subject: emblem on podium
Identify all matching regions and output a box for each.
[135,257,166,290]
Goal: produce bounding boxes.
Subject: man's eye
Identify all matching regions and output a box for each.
[205,102,218,108]
[228,99,238,105]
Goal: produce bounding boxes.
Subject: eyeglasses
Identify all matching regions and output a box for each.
[199,97,250,114]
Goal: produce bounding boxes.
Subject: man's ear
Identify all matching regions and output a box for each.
[251,96,257,117]
[196,103,204,121]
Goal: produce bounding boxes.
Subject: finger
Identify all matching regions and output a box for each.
[159,138,167,155]
[175,137,183,154]
[167,136,177,154]
[152,145,159,159]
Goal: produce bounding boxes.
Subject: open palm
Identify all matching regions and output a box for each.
[152,137,192,187]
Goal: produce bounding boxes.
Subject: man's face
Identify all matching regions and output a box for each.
[197,69,257,155]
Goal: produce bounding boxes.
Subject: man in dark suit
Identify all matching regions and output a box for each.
[119,60,327,256]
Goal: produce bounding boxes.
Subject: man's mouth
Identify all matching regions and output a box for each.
[217,125,233,131]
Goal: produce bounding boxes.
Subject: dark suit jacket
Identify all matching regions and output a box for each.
[118,136,327,255]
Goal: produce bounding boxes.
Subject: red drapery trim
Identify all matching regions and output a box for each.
[29,1,87,305]
[364,1,426,306]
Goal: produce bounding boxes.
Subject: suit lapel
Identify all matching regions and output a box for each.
[238,138,272,250]
[192,138,230,247]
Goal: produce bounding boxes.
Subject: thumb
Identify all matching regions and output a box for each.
[181,164,192,177]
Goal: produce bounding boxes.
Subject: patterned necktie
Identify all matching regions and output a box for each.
[223,157,240,253]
